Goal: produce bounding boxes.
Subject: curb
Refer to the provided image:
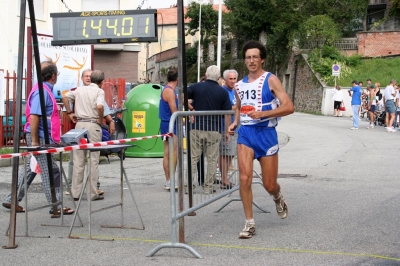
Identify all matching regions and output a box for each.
[0,158,24,167]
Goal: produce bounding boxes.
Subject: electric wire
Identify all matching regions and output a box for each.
[61,0,73,12]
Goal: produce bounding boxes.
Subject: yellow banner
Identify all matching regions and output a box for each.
[132,111,146,133]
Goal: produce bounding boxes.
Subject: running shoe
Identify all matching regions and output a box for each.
[274,194,288,219]
[164,180,171,191]
[239,222,256,239]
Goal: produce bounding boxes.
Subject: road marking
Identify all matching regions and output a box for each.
[70,234,400,261]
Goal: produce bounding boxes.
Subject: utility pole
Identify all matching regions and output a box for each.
[197,1,202,82]
[216,0,222,70]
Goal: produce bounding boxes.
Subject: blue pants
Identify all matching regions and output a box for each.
[352,105,360,128]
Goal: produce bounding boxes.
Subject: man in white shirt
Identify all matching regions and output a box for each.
[383,79,397,132]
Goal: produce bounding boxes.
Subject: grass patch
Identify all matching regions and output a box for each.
[0,148,73,162]
[54,153,70,162]
[0,148,14,154]
[306,46,400,87]
[329,57,400,87]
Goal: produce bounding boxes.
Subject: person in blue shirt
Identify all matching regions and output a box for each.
[158,69,178,191]
[219,69,240,189]
[348,80,362,130]
[2,61,74,216]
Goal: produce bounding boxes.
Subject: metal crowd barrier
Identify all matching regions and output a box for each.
[147,110,269,258]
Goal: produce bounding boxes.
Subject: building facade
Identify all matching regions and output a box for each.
[0,0,143,84]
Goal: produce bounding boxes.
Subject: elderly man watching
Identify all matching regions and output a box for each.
[62,70,107,201]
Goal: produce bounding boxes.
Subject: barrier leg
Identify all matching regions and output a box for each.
[146,243,203,259]
[215,170,270,213]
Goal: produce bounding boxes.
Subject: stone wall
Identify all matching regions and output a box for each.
[284,53,325,114]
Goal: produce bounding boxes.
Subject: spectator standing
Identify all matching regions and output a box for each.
[367,79,375,91]
[395,86,400,128]
[375,83,382,102]
[2,61,74,216]
[159,69,179,191]
[383,79,396,132]
[219,69,240,189]
[64,69,115,196]
[62,70,106,201]
[366,84,377,129]
[332,85,344,117]
[189,75,206,186]
[187,65,232,194]
[348,80,362,130]
[229,40,294,239]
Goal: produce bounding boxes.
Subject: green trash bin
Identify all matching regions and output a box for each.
[123,84,164,157]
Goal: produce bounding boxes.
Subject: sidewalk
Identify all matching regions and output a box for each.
[0,112,399,265]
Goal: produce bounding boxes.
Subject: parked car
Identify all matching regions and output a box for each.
[2,100,26,145]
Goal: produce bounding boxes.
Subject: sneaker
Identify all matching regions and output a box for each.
[350,127,358,130]
[274,193,288,219]
[366,125,375,129]
[164,180,171,191]
[203,187,216,195]
[184,185,196,194]
[65,190,70,195]
[239,222,256,239]
[387,127,396,133]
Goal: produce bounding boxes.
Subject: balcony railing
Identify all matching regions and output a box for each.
[369,0,386,5]
[302,38,358,50]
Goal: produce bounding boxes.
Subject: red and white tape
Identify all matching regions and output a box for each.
[0,133,172,160]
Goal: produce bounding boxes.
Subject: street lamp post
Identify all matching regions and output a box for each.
[197,1,202,82]
[216,0,222,70]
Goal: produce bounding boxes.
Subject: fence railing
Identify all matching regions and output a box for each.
[302,38,358,50]
[0,70,28,148]
[147,110,268,258]
[0,69,126,148]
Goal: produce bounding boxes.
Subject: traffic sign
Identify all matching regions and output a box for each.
[332,64,340,77]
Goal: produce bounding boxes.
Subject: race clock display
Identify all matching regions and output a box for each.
[50,9,158,46]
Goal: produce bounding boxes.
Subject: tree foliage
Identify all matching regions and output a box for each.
[185,2,218,44]
[223,0,368,67]
[302,15,340,45]
[389,0,400,18]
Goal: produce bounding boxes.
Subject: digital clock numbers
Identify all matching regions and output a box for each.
[51,9,158,45]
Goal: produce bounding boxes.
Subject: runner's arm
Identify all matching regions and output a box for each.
[247,75,294,120]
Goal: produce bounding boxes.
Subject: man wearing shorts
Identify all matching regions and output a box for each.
[367,84,377,129]
[219,69,240,189]
[228,40,294,239]
[158,69,179,190]
[383,79,397,132]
